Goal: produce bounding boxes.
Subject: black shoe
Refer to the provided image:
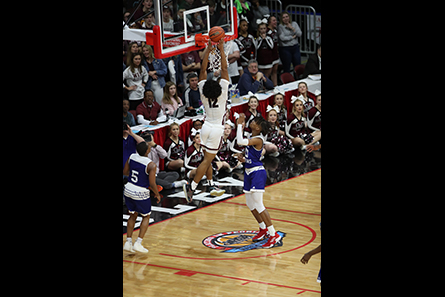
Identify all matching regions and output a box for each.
[183,183,194,203]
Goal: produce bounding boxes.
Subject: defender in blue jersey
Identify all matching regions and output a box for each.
[123,141,161,253]
[236,114,282,249]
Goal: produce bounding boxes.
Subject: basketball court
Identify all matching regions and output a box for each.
[123,169,321,296]
[123,1,321,294]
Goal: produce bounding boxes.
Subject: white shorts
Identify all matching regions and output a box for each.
[200,122,224,154]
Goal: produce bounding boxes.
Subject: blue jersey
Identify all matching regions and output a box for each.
[127,153,152,188]
[244,135,265,169]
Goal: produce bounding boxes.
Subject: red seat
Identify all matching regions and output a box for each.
[294,64,306,79]
[280,72,295,84]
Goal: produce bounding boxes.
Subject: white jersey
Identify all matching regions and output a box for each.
[198,79,230,127]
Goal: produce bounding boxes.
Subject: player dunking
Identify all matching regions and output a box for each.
[183,39,229,201]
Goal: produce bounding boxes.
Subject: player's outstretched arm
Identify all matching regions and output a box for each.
[218,39,229,82]
[199,40,212,81]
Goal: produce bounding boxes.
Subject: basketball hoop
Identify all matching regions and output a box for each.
[195,34,235,73]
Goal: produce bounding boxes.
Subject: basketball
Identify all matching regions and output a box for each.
[209,26,225,42]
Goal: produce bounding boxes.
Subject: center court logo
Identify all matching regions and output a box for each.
[202,230,286,253]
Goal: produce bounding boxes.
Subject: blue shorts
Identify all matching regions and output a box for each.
[243,169,267,193]
[124,194,152,217]
[124,183,152,216]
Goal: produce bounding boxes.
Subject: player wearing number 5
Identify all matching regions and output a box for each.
[184,39,229,201]
[123,141,161,253]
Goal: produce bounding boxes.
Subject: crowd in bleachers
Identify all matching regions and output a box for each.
[123,0,321,193]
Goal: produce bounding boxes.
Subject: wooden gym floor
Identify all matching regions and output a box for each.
[123,169,321,296]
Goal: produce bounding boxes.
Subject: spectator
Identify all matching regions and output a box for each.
[181,50,201,88]
[250,0,270,34]
[136,89,161,125]
[163,5,174,31]
[234,0,254,28]
[123,53,149,110]
[183,73,202,110]
[278,11,302,74]
[238,59,273,96]
[141,44,167,105]
[123,99,136,127]
[161,81,184,116]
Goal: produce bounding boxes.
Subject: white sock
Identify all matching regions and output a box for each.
[126,237,132,243]
[136,237,143,244]
[267,225,276,237]
[208,179,213,187]
[191,180,198,191]
[259,222,266,229]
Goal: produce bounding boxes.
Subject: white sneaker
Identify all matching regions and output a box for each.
[123,241,135,252]
[133,242,149,253]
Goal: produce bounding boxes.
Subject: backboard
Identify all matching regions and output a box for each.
[123,0,238,59]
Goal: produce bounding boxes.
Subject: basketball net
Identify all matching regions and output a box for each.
[207,41,232,73]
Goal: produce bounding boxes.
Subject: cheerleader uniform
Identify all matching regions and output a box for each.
[184,144,204,176]
[163,137,185,169]
[286,113,314,144]
[268,28,280,67]
[216,137,239,168]
[256,32,275,70]
[307,106,321,132]
[276,106,288,132]
[235,33,256,70]
[244,109,261,134]
[266,124,294,155]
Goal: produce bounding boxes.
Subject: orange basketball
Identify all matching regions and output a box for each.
[209,26,225,42]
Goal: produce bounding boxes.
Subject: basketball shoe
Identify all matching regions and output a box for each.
[123,241,134,252]
[133,242,149,253]
[183,183,194,203]
[252,228,268,242]
[209,185,225,197]
[262,232,282,249]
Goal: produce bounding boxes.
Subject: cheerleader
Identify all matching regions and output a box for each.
[297,82,316,113]
[188,119,204,147]
[255,20,276,83]
[286,97,321,149]
[244,94,262,134]
[272,89,287,132]
[163,122,185,171]
[266,15,279,86]
[235,16,256,76]
[215,121,242,172]
[264,105,293,157]
[184,129,205,180]
[307,90,321,132]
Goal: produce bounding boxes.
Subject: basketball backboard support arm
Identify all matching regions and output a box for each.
[145,1,238,60]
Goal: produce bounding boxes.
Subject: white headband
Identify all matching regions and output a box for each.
[266,105,280,113]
